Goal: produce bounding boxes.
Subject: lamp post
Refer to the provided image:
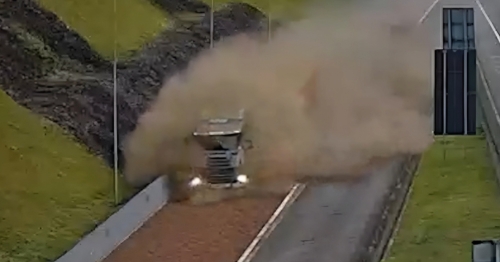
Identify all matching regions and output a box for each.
[210,0,214,48]
[268,0,272,42]
[112,0,119,205]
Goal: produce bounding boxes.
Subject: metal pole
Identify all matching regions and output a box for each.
[464,51,468,135]
[443,50,447,136]
[447,11,452,50]
[444,9,451,136]
[268,0,272,42]
[443,50,447,160]
[463,11,468,135]
[496,240,500,262]
[210,0,214,48]
[113,0,119,205]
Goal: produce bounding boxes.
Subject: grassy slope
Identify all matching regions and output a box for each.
[1,0,311,260]
[385,136,500,262]
[0,1,167,261]
[207,0,309,19]
[38,0,168,58]
[0,92,117,261]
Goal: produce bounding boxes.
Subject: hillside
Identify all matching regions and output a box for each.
[37,0,167,58]
[0,0,306,261]
[0,0,167,261]
[0,91,117,261]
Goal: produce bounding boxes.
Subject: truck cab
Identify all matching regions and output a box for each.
[188,109,252,188]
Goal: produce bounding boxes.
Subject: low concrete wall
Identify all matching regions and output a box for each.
[54,176,169,262]
[477,60,500,185]
[244,155,420,262]
[353,154,421,262]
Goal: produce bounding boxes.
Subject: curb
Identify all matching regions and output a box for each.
[369,155,421,262]
[477,59,500,186]
[54,176,169,262]
[236,183,306,262]
[353,155,421,262]
[379,156,421,262]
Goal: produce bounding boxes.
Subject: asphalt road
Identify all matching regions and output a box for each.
[248,159,405,262]
[474,0,500,111]
[246,0,500,261]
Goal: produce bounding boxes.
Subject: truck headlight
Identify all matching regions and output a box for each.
[236,174,249,183]
[189,177,203,187]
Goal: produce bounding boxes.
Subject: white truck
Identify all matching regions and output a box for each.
[187,109,253,190]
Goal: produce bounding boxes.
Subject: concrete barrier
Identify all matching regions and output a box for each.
[53,176,169,262]
[477,60,500,185]
[353,154,421,262]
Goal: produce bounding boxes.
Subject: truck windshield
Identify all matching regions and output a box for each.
[194,134,239,150]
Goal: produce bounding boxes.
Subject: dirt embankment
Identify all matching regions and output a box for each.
[148,0,209,14]
[0,0,268,168]
[1,0,109,69]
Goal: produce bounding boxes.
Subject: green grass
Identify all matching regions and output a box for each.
[385,136,500,262]
[37,0,168,58]
[39,0,310,59]
[1,1,311,261]
[206,0,310,19]
[0,1,163,261]
[0,91,134,262]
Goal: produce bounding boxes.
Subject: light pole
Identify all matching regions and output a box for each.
[210,0,214,48]
[268,0,272,42]
[112,0,119,205]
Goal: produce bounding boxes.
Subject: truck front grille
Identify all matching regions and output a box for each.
[205,153,237,184]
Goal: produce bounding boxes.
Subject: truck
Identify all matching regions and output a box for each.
[167,70,318,203]
[187,109,253,189]
[164,109,255,203]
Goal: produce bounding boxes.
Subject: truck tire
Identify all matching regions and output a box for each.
[165,172,191,202]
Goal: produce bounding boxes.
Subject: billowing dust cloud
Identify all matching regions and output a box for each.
[123,2,433,187]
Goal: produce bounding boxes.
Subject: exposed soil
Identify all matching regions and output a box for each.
[0,0,268,168]
[1,0,110,69]
[104,195,283,262]
[148,0,209,14]
[1,3,286,261]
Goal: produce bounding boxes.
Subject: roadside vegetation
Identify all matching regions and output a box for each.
[0,0,319,261]
[0,0,168,261]
[385,136,500,262]
[38,0,168,58]
[0,91,121,261]
[207,0,310,19]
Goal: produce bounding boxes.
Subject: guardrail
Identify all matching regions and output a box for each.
[353,154,421,262]
[53,176,169,262]
[476,60,500,183]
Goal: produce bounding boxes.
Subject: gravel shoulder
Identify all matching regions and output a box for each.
[104,196,283,262]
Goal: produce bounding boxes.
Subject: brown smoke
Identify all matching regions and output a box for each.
[123,1,434,188]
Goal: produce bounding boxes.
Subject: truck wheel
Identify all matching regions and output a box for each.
[189,187,225,205]
[166,173,190,202]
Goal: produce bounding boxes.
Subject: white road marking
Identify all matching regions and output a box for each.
[236,183,306,262]
[418,0,440,24]
[477,61,500,125]
[475,0,500,125]
[238,3,497,262]
[475,0,500,44]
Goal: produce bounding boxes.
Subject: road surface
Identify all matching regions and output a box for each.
[104,196,284,262]
[104,1,500,262]
[245,0,500,261]
[247,158,406,262]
